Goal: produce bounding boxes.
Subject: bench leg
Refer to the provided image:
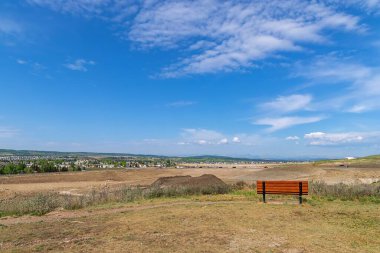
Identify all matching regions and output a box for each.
[299,182,303,204]
[262,181,266,203]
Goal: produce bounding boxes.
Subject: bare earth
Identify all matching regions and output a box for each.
[1,163,379,199]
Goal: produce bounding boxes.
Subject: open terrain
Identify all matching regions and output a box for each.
[1,162,379,199]
[1,195,379,252]
[1,160,379,252]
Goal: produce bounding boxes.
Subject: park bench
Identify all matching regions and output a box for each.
[257,180,308,204]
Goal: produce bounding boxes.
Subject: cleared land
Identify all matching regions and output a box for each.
[1,162,379,199]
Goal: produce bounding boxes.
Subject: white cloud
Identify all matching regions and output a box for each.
[346,104,369,113]
[286,136,300,140]
[218,138,228,145]
[133,1,362,77]
[261,94,312,113]
[27,0,128,16]
[295,55,380,112]
[64,59,95,72]
[303,131,380,145]
[181,128,226,145]
[255,116,323,132]
[296,55,372,86]
[14,59,49,76]
[16,59,27,64]
[0,127,18,138]
[197,140,208,145]
[0,17,22,35]
[180,129,240,145]
[328,0,380,12]
[28,0,367,77]
[166,100,197,107]
[0,17,23,45]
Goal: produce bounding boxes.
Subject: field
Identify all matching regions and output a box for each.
[1,162,379,198]
[1,161,380,252]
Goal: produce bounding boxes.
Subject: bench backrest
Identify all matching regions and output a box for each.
[257,180,308,195]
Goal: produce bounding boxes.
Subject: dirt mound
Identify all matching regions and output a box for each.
[151,174,227,188]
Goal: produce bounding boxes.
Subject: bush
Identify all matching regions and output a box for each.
[0,184,233,217]
[0,163,27,175]
[0,193,62,216]
[310,181,380,200]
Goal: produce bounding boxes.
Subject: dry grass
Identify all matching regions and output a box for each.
[310,181,380,202]
[1,166,380,252]
[1,180,379,217]
[0,195,379,252]
[0,184,232,217]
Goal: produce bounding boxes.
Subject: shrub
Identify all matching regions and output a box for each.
[310,181,380,200]
[0,193,62,216]
[0,184,234,217]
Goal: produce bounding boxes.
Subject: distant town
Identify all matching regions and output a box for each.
[0,149,298,175]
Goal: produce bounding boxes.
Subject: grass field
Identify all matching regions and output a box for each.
[1,162,379,252]
[1,193,379,252]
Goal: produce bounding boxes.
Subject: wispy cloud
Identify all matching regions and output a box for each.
[28,0,370,77]
[255,116,324,132]
[304,131,380,145]
[166,100,197,107]
[133,1,362,77]
[261,94,312,113]
[286,136,300,141]
[0,17,22,35]
[180,128,226,145]
[15,58,49,77]
[295,54,380,112]
[179,129,253,145]
[16,59,28,65]
[64,59,95,72]
[0,17,24,45]
[27,0,126,16]
[0,127,19,138]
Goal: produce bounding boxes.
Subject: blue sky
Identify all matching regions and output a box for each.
[1,0,380,159]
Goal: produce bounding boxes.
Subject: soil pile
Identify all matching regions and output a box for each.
[151,174,227,188]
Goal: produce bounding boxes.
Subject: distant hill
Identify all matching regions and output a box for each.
[0,149,282,162]
[176,155,275,163]
[0,149,164,158]
[4,148,372,163]
[313,154,380,168]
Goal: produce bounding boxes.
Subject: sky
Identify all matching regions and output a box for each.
[1,0,380,159]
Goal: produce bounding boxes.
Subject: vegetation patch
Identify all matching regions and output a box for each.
[0,176,233,217]
[1,178,379,217]
[310,181,380,201]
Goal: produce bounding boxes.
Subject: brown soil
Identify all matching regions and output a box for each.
[1,164,379,200]
[151,174,227,188]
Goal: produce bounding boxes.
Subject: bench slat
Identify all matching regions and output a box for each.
[256,180,309,195]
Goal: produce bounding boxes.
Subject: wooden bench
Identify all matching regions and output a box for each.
[257,180,308,204]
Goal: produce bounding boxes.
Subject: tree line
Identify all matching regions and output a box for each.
[0,160,82,175]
